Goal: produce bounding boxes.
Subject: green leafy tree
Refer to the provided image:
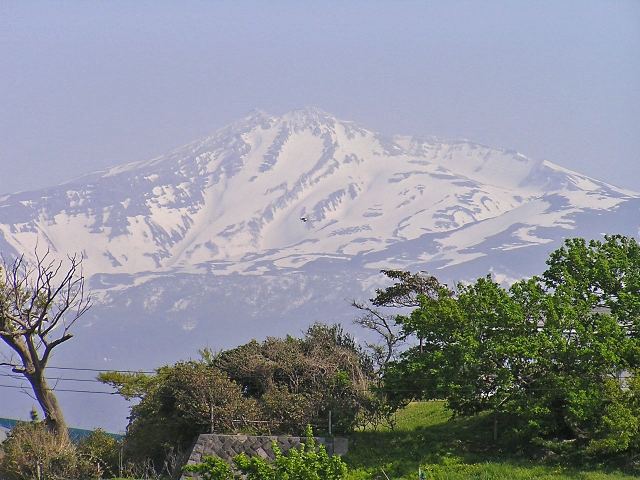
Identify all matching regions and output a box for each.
[371,269,444,308]
[383,236,640,454]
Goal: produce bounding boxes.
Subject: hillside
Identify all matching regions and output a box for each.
[344,402,638,479]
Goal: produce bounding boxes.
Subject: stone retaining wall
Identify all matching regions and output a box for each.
[180,434,348,479]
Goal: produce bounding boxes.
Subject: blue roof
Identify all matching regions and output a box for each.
[0,417,122,441]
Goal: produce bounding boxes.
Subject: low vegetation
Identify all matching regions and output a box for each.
[0,412,121,480]
[97,322,379,474]
[181,402,640,480]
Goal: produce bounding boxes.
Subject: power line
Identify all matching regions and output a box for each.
[0,383,116,395]
[46,366,157,374]
[0,372,105,383]
[1,362,630,398]
[2,364,159,374]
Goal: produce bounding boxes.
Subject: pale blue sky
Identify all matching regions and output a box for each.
[1,0,638,194]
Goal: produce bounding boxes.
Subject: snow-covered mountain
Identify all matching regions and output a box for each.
[1,107,639,431]
[1,107,635,275]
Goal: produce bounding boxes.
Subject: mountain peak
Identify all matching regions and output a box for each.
[280,106,340,130]
[288,105,334,119]
[229,107,340,135]
[222,109,274,135]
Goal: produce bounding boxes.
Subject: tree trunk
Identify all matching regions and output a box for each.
[26,370,70,442]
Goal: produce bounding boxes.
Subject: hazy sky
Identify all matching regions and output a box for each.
[1,1,638,195]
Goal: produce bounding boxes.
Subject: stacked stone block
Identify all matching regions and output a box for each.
[180,434,348,479]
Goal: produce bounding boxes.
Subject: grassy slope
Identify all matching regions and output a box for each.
[342,402,636,480]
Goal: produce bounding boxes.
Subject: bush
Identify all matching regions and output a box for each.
[0,419,125,480]
[213,323,376,436]
[103,324,377,473]
[183,456,238,480]
[0,420,80,480]
[76,428,122,478]
[120,360,259,471]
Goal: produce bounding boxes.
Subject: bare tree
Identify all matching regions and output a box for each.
[351,300,402,371]
[353,270,449,368]
[0,251,91,442]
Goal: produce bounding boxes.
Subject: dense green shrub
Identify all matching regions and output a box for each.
[100,323,378,474]
[183,456,237,480]
[76,428,122,478]
[212,323,376,435]
[120,361,258,469]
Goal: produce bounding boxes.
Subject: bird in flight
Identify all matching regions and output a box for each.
[300,216,308,223]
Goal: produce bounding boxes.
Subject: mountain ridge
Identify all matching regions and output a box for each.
[0,107,634,279]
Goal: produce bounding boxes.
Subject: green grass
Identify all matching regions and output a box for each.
[342,402,638,480]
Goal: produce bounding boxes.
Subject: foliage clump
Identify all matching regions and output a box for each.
[0,419,78,480]
[212,323,375,435]
[100,323,376,472]
[75,428,122,478]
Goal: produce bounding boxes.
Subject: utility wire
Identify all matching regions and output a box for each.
[46,366,157,374]
[0,383,116,395]
[0,381,623,397]
[0,372,105,383]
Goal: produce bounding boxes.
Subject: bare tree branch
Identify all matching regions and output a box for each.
[352,270,450,370]
[351,299,405,370]
[0,250,91,441]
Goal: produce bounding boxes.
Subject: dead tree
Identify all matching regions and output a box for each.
[0,251,91,442]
